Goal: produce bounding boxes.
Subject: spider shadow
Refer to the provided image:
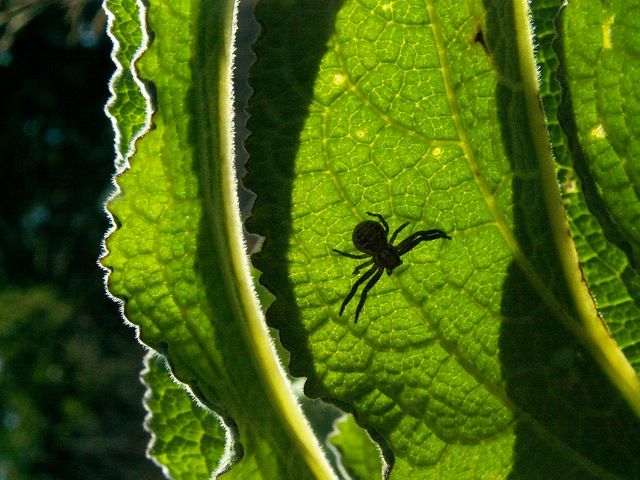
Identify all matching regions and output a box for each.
[482,1,640,477]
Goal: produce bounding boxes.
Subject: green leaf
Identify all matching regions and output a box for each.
[101,0,334,478]
[247,0,640,478]
[561,1,640,266]
[554,2,640,371]
[559,0,640,266]
[142,353,225,479]
[328,415,382,480]
[530,0,640,371]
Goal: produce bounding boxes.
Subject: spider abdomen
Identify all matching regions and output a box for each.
[352,220,387,254]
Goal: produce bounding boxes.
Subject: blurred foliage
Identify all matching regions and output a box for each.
[0,3,160,478]
[0,0,105,61]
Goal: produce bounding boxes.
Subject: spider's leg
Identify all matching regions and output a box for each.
[366,212,389,234]
[389,222,409,245]
[333,248,369,259]
[339,265,377,317]
[353,259,374,275]
[354,267,383,323]
[395,229,451,256]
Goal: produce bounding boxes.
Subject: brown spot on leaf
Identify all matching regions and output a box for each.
[474,24,489,54]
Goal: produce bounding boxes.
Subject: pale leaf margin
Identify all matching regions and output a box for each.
[103,0,152,173]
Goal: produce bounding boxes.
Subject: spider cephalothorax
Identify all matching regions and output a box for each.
[333,212,451,322]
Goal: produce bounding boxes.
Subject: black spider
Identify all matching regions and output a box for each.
[333,212,451,322]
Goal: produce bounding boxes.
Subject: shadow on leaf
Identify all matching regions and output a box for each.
[483,0,640,477]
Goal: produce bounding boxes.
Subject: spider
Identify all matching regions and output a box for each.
[333,212,451,322]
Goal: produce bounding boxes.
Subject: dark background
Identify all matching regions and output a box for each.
[0,1,161,478]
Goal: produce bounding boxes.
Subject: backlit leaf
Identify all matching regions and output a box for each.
[247,0,640,477]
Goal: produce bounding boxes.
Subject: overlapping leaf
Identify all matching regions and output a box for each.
[553,0,640,370]
[328,415,382,480]
[560,0,640,267]
[143,353,225,479]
